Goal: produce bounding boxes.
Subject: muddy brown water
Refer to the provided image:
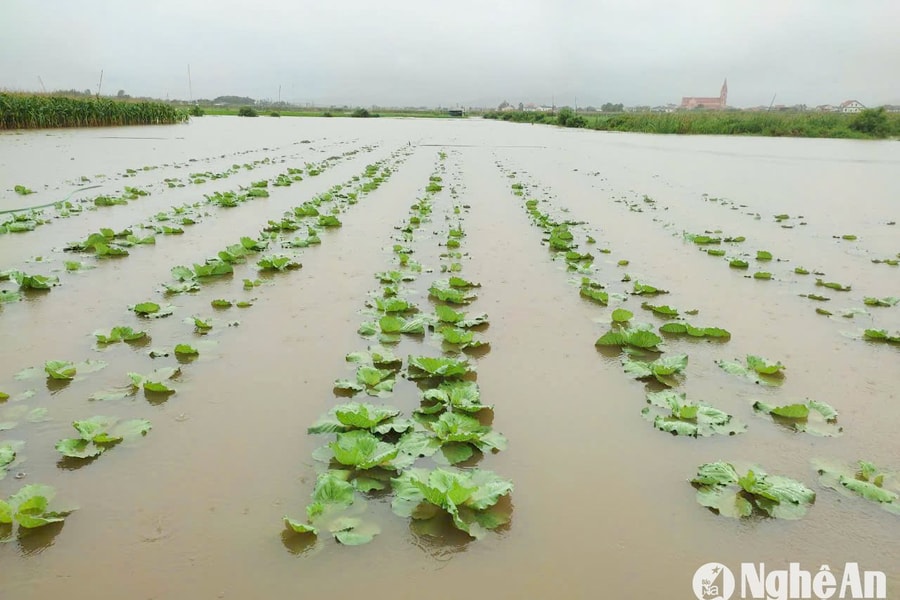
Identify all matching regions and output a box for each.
[1,118,899,599]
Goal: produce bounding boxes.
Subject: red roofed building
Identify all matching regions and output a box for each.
[681,79,728,110]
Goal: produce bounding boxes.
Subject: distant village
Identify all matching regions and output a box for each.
[493,80,899,114]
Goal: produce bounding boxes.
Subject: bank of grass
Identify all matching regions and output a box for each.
[199,106,457,119]
[0,93,188,130]
[484,109,900,139]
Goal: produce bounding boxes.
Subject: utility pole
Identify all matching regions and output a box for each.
[37,76,46,93]
[96,70,104,98]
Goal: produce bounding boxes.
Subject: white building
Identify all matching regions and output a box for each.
[839,100,865,113]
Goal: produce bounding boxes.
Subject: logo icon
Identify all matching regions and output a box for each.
[693,562,736,600]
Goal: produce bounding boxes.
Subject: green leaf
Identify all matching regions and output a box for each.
[579,286,609,305]
[174,344,199,356]
[632,281,668,296]
[746,354,785,375]
[330,430,399,470]
[753,400,840,436]
[407,355,473,379]
[815,278,851,291]
[335,403,401,429]
[622,354,687,386]
[391,468,513,538]
[257,254,302,271]
[756,250,772,261]
[283,517,317,535]
[611,308,633,323]
[420,380,489,414]
[692,463,814,519]
[863,296,900,307]
[816,460,900,513]
[595,327,662,349]
[2,484,73,529]
[44,360,76,380]
[132,302,160,315]
[641,302,679,317]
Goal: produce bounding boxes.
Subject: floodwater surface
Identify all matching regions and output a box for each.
[1,117,898,600]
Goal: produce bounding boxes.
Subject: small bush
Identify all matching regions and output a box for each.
[269,111,280,117]
[850,107,889,137]
[238,106,258,117]
[351,108,371,118]
[189,105,204,117]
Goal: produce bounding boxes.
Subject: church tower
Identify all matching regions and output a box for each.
[720,79,728,108]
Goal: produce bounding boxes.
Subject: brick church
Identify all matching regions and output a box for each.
[680,79,728,110]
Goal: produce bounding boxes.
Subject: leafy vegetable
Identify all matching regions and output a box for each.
[691,462,815,519]
[642,390,745,437]
[10,271,59,290]
[641,302,679,317]
[407,356,473,380]
[283,471,381,545]
[863,329,900,344]
[345,346,402,369]
[0,440,24,481]
[746,355,786,375]
[44,360,76,380]
[437,326,489,350]
[428,412,507,456]
[418,380,490,415]
[611,308,633,323]
[429,281,477,305]
[815,460,900,515]
[391,468,513,539]
[308,402,409,435]
[579,283,609,305]
[631,281,668,296]
[334,365,396,397]
[56,416,151,459]
[622,353,688,387]
[95,326,147,345]
[174,344,199,356]
[329,430,401,470]
[716,355,785,385]
[258,254,302,271]
[863,296,900,307]
[0,484,75,530]
[659,322,731,339]
[753,399,841,436]
[816,278,851,291]
[595,326,663,350]
[128,367,179,394]
[368,297,416,313]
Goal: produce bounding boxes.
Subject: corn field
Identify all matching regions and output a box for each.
[0,93,188,129]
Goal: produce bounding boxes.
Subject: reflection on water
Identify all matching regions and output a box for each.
[281,529,318,556]
[16,521,65,556]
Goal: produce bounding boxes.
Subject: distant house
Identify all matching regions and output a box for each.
[816,104,838,113]
[840,100,865,113]
[884,105,900,113]
[680,79,727,110]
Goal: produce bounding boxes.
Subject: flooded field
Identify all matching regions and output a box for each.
[1,117,898,599]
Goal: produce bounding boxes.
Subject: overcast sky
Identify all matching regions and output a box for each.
[2,0,898,108]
